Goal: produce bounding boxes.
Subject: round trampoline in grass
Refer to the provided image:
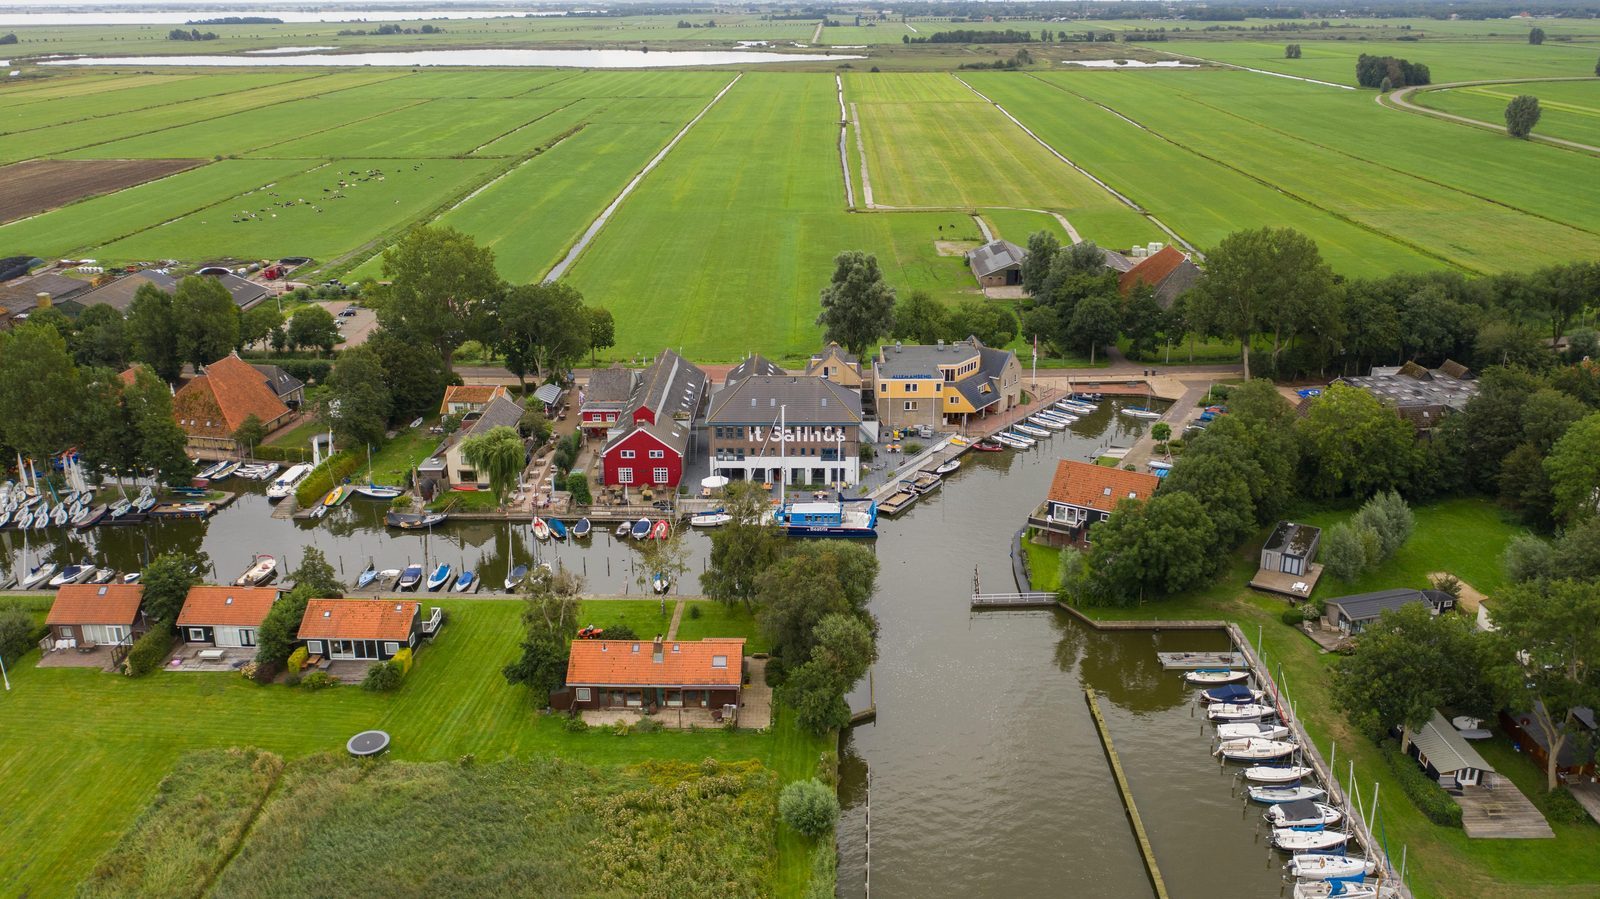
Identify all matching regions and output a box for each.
[346,730,390,758]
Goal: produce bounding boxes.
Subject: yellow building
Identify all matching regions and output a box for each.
[873,337,1021,432]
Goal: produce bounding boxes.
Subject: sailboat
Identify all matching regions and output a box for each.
[353,445,404,499]
[356,561,379,590]
[532,517,551,541]
[1185,668,1249,686]
[1285,854,1376,881]
[1292,880,1395,899]
[504,564,528,592]
[1265,800,1343,828]
[1207,702,1278,722]
[1241,764,1315,784]
[397,564,424,591]
[453,569,476,592]
[652,571,672,594]
[1271,828,1351,852]
[1215,722,1289,741]
[1248,783,1326,805]
[1214,738,1297,762]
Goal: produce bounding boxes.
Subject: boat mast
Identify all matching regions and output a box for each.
[778,405,786,507]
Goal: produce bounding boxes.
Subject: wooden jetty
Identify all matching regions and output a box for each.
[1154,650,1246,670]
[970,591,1060,609]
[878,489,918,517]
[1085,688,1169,899]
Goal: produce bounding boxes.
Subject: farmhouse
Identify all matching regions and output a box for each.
[44,584,146,652]
[600,349,706,489]
[580,364,635,437]
[805,342,863,389]
[555,636,745,715]
[0,271,93,328]
[421,393,526,490]
[1117,244,1202,309]
[966,238,1026,288]
[438,384,511,417]
[1500,704,1598,781]
[1333,360,1478,434]
[58,269,177,316]
[298,598,421,661]
[1029,459,1160,546]
[1322,587,1456,634]
[176,585,280,651]
[707,362,863,487]
[874,337,1020,432]
[249,363,305,407]
[171,353,293,457]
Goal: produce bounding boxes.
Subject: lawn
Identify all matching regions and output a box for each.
[254,95,578,159]
[1075,496,1600,899]
[261,414,326,451]
[1023,538,1062,593]
[365,426,443,489]
[1168,38,1600,86]
[0,596,827,896]
[1417,80,1600,147]
[0,72,313,136]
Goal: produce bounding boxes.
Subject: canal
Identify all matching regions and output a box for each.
[3,400,1289,897]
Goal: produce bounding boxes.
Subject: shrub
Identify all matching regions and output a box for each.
[688,604,702,620]
[0,604,43,662]
[362,661,403,692]
[1429,573,1462,601]
[294,450,363,507]
[125,628,173,677]
[1380,739,1462,827]
[1534,785,1590,825]
[284,671,302,687]
[805,841,838,899]
[287,646,308,674]
[1280,606,1307,626]
[561,713,589,733]
[239,661,258,681]
[635,717,664,733]
[565,471,592,506]
[779,779,840,837]
[1356,489,1414,558]
[300,671,337,691]
[904,441,924,456]
[392,646,413,675]
[252,658,282,685]
[1322,521,1376,581]
[611,720,633,736]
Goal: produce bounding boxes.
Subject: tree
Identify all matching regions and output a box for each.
[1020,230,1061,297]
[256,584,313,667]
[1545,412,1600,526]
[783,611,877,735]
[1284,43,1301,58]
[323,346,392,451]
[367,329,450,423]
[779,779,840,837]
[124,367,194,485]
[519,402,551,445]
[1297,384,1420,498]
[816,250,895,359]
[586,306,615,366]
[75,370,135,478]
[1354,490,1414,559]
[286,305,339,355]
[502,569,582,700]
[0,323,83,463]
[1332,602,1502,742]
[239,304,284,351]
[379,225,502,373]
[1491,578,1600,791]
[1188,228,1333,379]
[1067,292,1121,364]
[126,282,181,381]
[289,546,344,597]
[1528,26,1545,45]
[565,471,591,506]
[1520,387,1587,454]
[172,276,239,368]
[702,482,786,609]
[638,529,691,612]
[1503,534,1556,585]
[890,290,951,345]
[72,304,131,370]
[0,604,37,665]
[137,552,205,626]
[232,414,268,459]
[947,298,1016,348]
[495,281,590,386]
[1121,284,1166,359]
[1505,94,1542,139]
[1321,521,1375,581]
[459,425,525,503]
[758,542,878,668]
[1151,421,1171,444]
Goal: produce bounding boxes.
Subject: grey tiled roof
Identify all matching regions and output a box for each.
[583,365,635,408]
[1335,361,1478,413]
[250,363,304,400]
[967,239,1026,279]
[463,394,525,437]
[1098,248,1134,273]
[707,375,862,424]
[951,346,1015,412]
[213,273,268,309]
[0,271,93,308]
[876,340,985,379]
[631,349,705,424]
[73,270,179,313]
[1325,588,1451,622]
[724,353,785,384]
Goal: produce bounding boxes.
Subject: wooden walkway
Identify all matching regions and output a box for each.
[1457,780,1555,839]
[971,591,1059,609]
[1155,650,1246,669]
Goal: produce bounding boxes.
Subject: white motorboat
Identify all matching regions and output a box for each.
[1057,400,1096,414]
[88,567,117,585]
[1013,422,1051,439]
[1198,687,1267,705]
[690,511,732,527]
[1265,800,1343,829]
[532,517,551,541]
[997,432,1035,449]
[1215,738,1297,762]
[1248,783,1325,804]
[49,561,95,588]
[614,522,632,538]
[1184,668,1241,681]
[1292,879,1395,899]
[1285,853,1376,881]
[1147,460,1174,471]
[1028,414,1066,431]
[266,463,313,500]
[354,483,405,500]
[1242,764,1315,784]
[21,562,58,590]
[652,572,672,594]
[1216,722,1290,741]
[234,554,277,587]
[1207,702,1277,722]
[1271,828,1351,852]
[932,458,960,475]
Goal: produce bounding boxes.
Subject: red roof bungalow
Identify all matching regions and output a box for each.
[176,585,280,651]
[298,598,420,661]
[172,353,292,457]
[555,636,744,713]
[1116,246,1202,310]
[1029,459,1161,546]
[599,349,706,489]
[45,583,147,650]
[439,384,510,417]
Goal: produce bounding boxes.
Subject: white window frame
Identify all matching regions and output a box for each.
[648,449,664,459]
[384,641,400,655]
[576,687,591,702]
[239,628,256,647]
[106,625,127,644]
[188,627,207,642]
[618,469,634,484]
[307,640,323,655]
[620,449,635,459]
[653,467,669,484]
[712,654,728,668]
[904,401,916,411]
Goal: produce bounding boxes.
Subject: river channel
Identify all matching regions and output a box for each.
[3,401,1290,898]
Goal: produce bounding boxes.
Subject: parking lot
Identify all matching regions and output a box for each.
[320,298,378,348]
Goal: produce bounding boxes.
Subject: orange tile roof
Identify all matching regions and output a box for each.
[298,598,419,641]
[439,384,509,414]
[173,354,289,437]
[118,365,142,386]
[1119,246,1187,296]
[566,638,744,688]
[1046,459,1160,513]
[177,586,280,628]
[47,584,143,625]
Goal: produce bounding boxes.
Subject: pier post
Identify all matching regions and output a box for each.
[1084,688,1169,899]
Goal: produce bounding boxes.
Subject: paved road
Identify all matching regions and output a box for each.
[1385,77,1600,155]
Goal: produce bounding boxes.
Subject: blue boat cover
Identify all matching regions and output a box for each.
[1205,684,1255,703]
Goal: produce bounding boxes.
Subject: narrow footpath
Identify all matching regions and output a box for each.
[1385,77,1600,157]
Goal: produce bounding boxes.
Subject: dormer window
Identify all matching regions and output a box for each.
[712,655,727,668]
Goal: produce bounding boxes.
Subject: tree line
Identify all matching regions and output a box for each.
[1355,52,1431,88]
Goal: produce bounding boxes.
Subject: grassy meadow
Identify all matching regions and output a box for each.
[1166,38,1600,85]
[0,597,829,897]
[1417,79,1600,146]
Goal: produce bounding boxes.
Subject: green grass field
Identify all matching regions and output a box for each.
[1417,79,1600,146]
[1167,38,1600,85]
[1077,497,1600,899]
[0,596,826,897]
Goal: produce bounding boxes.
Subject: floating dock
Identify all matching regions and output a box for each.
[1155,650,1246,670]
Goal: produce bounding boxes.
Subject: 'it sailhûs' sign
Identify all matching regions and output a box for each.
[750,426,849,443]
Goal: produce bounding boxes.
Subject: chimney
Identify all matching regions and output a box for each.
[652,634,664,663]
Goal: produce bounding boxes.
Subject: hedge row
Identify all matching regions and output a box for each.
[293,450,363,508]
[254,442,313,464]
[1380,738,1463,827]
[126,629,174,677]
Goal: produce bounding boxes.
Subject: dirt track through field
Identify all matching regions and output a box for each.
[0,158,203,223]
